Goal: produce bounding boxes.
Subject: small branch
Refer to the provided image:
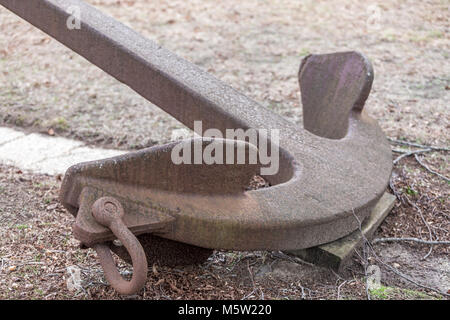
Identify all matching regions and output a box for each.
[388,138,450,152]
[351,210,450,297]
[414,154,450,182]
[247,260,256,290]
[372,237,450,245]
[270,251,315,267]
[337,280,349,300]
[299,284,308,300]
[404,196,434,260]
[350,210,371,300]
[389,176,402,201]
[393,148,431,164]
[372,253,449,297]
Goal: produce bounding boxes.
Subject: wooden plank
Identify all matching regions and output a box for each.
[287,192,396,271]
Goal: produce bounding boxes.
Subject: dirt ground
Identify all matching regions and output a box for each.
[0,0,448,300]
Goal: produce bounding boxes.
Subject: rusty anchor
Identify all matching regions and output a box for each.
[1,0,393,295]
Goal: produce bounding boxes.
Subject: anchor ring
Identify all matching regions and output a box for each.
[91,197,148,295]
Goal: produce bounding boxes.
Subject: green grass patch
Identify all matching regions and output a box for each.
[369,285,440,300]
[405,186,418,196]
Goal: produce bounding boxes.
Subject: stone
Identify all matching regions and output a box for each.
[66,266,82,292]
[0,127,125,175]
[0,133,83,170]
[286,192,396,271]
[0,127,26,146]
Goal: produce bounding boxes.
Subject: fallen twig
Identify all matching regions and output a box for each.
[389,175,402,201]
[270,250,315,267]
[337,280,351,300]
[297,282,311,300]
[372,237,450,245]
[351,211,371,300]
[247,260,256,291]
[388,138,450,152]
[404,196,434,260]
[241,288,256,300]
[393,148,431,164]
[372,252,448,297]
[351,210,450,298]
[414,154,450,182]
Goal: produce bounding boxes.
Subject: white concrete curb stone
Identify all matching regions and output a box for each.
[0,127,126,175]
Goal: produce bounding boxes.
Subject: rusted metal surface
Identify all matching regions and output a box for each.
[299,52,374,139]
[1,0,393,294]
[91,196,148,295]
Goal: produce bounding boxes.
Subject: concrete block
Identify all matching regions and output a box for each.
[0,133,83,170]
[0,127,26,146]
